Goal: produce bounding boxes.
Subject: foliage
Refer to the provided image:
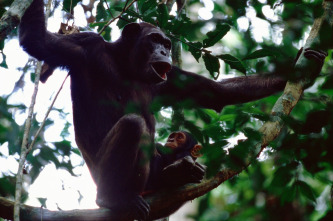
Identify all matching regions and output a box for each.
[0,0,332,220]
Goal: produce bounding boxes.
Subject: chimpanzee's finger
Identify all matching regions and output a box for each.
[304,48,327,63]
[304,48,328,56]
[195,162,207,171]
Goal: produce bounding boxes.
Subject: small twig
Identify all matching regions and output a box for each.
[98,0,137,35]
[103,0,114,18]
[28,74,69,153]
[123,0,130,10]
[100,0,133,26]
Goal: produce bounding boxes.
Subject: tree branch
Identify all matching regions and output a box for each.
[0,170,238,221]
[13,60,41,221]
[0,0,33,41]
[13,1,54,220]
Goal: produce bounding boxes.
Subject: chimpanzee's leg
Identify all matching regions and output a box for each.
[94,114,152,220]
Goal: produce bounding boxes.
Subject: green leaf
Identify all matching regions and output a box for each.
[0,39,4,50]
[30,72,36,82]
[157,4,169,28]
[281,182,298,203]
[143,14,157,25]
[218,114,237,122]
[0,8,6,18]
[62,0,81,13]
[117,14,137,29]
[188,42,203,62]
[184,120,204,144]
[202,109,219,120]
[203,23,230,48]
[38,198,47,208]
[60,122,71,139]
[217,54,246,74]
[0,177,15,197]
[54,140,72,156]
[96,1,108,22]
[169,14,192,36]
[195,109,212,124]
[242,127,261,142]
[242,49,279,61]
[138,0,157,16]
[203,124,225,140]
[204,141,227,177]
[271,166,293,187]
[227,140,251,169]
[0,53,8,69]
[297,180,317,202]
[123,9,141,19]
[203,53,220,79]
[101,26,112,41]
[71,148,81,156]
[114,7,141,19]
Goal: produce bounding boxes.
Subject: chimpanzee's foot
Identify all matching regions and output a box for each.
[97,195,150,221]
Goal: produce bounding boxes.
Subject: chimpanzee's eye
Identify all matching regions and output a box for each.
[150,33,162,43]
[164,40,171,50]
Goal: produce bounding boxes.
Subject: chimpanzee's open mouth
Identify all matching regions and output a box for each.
[151,62,171,81]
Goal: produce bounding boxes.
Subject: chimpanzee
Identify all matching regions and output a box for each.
[145,131,204,193]
[19,0,327,220]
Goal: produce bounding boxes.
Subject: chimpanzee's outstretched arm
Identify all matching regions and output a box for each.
[19,0,104,69]
[157,67,286,112]
[157,49,327,112]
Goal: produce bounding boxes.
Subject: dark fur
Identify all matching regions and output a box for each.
[19,0,291,219]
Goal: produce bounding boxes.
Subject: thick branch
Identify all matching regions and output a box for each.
[0,173,230,221]
[0,169,236,220]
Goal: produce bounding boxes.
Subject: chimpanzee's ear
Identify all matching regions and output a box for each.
[191,144,203,158]
[122,23,141,39]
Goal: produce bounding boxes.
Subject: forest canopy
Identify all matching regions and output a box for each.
[0,0,333,220]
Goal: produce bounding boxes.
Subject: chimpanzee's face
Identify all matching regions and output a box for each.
[122,23,172,84]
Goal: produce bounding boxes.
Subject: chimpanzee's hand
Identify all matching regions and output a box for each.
[162,156,206,185]
[303,48,327,72]
[180,156,206,183]
[294,48,328,80]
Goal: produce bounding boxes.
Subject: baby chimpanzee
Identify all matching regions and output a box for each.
[145,131,205,192]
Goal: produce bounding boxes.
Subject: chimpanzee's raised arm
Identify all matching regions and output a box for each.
[19,0,104,70]
[156,66,286,112]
